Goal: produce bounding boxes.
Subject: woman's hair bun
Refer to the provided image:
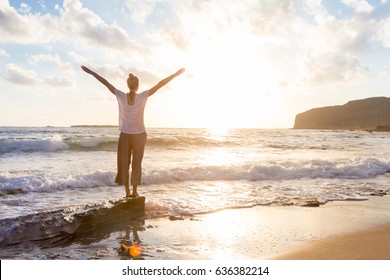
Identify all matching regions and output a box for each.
[129,73,134,78]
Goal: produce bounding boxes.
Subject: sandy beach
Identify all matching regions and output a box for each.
[133,195,390,260]
[272,198,390,260]
[274,223,390,260]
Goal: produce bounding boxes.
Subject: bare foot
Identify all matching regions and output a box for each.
[130,192,139,198]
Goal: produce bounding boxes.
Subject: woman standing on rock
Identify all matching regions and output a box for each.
[81,65,185,198]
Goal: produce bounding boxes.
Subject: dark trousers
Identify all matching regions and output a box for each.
[115,132,147,186]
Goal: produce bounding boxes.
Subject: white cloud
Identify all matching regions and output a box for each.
[0,0,384,91]
[2,63,74,88]
[146,0,373,88]
[303,11,371,84]
[147,27,189,51]
[67,51,92,65]
[303,15,374,57]
[342,0,374,13]
[59,0,143,53]
[43,76,74,87]
[0,48,9,57]
[303,53,369,85]
[376,18,390,48]
[38,1,46,10]
[18,2,31,14]
[0,0,143,54]
[83,63,159,88]
[0,2,58,43]
[125,0,158,23]
[250,1,300,37]
[28,53,62,65]
[28,53,73,71]
[3,63,38,85]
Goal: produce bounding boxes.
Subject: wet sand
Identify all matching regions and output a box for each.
[274,223,390,259]
[133,196,390,260]
[2,196,390,260]
[3,196,390,280]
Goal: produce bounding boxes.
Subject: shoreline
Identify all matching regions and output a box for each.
[128,195,390,260]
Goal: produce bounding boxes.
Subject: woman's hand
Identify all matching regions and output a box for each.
[175,68,185,76]
[81,65,93,74]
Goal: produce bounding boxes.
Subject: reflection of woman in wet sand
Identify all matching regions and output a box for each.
[81,65,185,198]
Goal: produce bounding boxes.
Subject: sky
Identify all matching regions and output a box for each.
[1,0,390,128]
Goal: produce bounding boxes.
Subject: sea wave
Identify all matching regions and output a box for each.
[0,135,239,154]
[1,158,389,194]
[0,171,116,193]
[0,136,69,153]
[144,157,390,183]
[0,136,118,154]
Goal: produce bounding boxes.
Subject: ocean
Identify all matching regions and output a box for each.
[1,126,389,259]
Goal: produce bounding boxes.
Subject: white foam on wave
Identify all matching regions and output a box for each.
[67,136,118,149]
[0,133,235,154]
[143,157,390,184]
[0,136,120,154]
[143,177,389,218]
[0,170,116,192]
[0,135,69,153]
[1,157,389,193]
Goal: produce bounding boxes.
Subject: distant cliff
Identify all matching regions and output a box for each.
[293,97,390,130]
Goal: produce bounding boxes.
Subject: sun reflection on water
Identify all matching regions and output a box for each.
[200,148,236,165]
[207,126,230,138]
[202,210,251,259]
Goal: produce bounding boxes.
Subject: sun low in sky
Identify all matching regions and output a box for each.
[1,0,390,128]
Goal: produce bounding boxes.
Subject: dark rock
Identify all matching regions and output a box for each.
[370,191,387,196]
[294,97,390,130]
[301,198,321,207]
[169,216,184,221]
[0,189,27,197]
[0,197,145,246]
[374,125,390,132]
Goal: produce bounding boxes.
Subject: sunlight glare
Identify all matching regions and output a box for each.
[208,126,230,138]
[182,33,280,129]
[206,210,238,241]
[201,148,236,166]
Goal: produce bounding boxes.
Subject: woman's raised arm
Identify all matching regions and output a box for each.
[148,68,185,96]
[81,65,116,95]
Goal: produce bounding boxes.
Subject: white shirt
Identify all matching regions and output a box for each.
[114,89,149,134]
